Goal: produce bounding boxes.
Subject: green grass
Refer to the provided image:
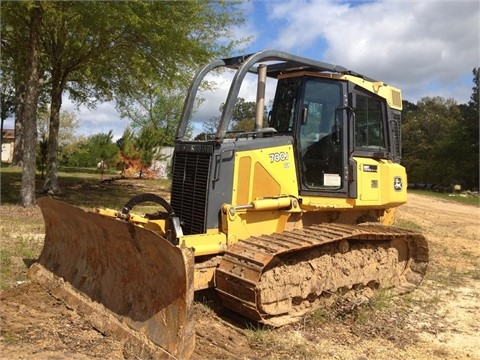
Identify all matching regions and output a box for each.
[0,234,43,290]
[0,167,171,209]
[409,189,480,207]
[368,289,394,311]
[433,267,480,287]
[0,248,13,289]
[1,332,19,345]
[193,291,218,316]
[308,307,330,326]
[244,322,272,344]
[466,268,480,280]
[395,219,423,231]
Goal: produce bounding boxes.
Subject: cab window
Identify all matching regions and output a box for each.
[269,77,301,133]
[299,78,343,190]
[354,92,386,150]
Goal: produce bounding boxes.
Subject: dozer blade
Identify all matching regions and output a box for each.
[28,197,195,360]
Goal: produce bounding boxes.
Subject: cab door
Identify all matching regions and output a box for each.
[297,77,348,196]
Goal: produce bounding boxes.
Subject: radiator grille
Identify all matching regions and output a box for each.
[170,150,212,235]
[391,112,402,163]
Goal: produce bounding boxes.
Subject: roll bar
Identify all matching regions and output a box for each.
[175,49,372,141]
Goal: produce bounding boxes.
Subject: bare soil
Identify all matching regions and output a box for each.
[1,193,479,359]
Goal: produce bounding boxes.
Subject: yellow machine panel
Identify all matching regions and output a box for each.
[232,144,298,205]
[354,157,407,208]
[279,71,403,111]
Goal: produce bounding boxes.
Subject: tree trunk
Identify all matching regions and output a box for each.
[0,115,4,156]
[11,84,25,167]
[43,72,63,194]
[20,4,43,206]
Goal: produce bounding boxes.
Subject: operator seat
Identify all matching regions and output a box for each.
[302,126,341,187]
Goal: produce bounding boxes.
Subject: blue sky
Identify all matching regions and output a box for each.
[5,0,479,139]
[192,0,479,137]
[244,0,478,101]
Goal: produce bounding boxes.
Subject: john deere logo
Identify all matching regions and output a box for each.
[394,176,403,191]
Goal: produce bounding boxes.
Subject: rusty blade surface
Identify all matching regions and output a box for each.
[30,197,195,359]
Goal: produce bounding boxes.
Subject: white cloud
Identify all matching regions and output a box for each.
[263,0,479,103]
[62,97,127,141]
[2,97,128,140]
[231,2,258,53]
[192,69,277,130]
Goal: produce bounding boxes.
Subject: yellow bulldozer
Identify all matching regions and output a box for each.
[29,50,429,359]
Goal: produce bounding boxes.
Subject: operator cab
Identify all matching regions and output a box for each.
[269,72,395,198]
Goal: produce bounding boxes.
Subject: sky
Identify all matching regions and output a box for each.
[4,0,479,140]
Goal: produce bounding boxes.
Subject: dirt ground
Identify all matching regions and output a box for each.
[0,193,479,359]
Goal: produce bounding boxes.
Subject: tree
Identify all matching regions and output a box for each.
[229,98,265,132]
[53,131,118,172]
[37,2,111,192]
[444,68,479,189]
[402,68,480,188]
[402,96,462,186]
[0,68,15,145]
[116,127,140,176]
[203,97,266,135]
[134,126,160,179]
[402,70,480,189]
[37,134,48,179]
[58,136,88,167]
[39,1,245,193]
[2,1,246,198]
[86,131,119,169]
[202,116,220,136]
[2,2,33,167]
[37,107,79,177]
[401,100,418,118]
[118,88,185,147]
[19,4,43,206]
[37,107,79,147]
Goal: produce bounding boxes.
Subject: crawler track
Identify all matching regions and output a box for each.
[216,223,428,326]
